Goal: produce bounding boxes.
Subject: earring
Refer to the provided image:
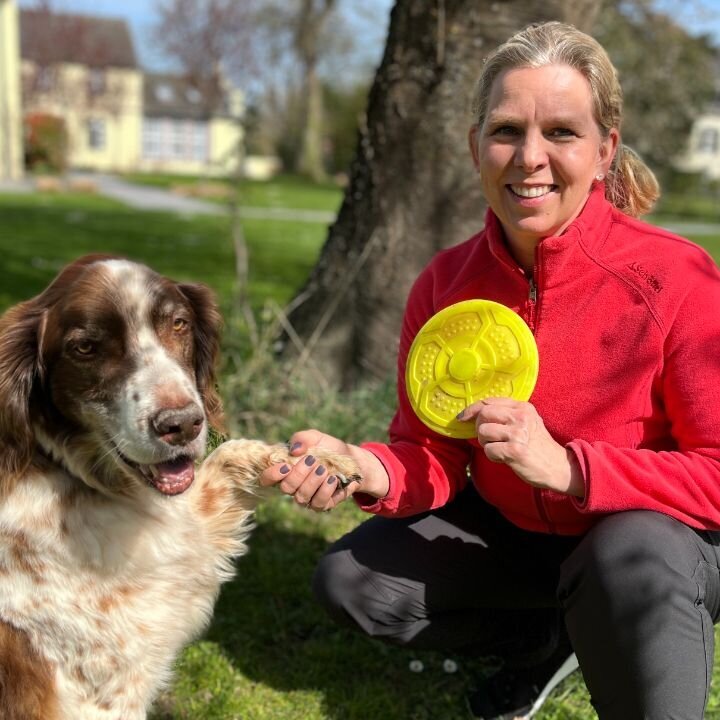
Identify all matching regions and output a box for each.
[595,173,605,181]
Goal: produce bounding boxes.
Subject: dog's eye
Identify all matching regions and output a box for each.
[173,318,189,332]
[74,341,96,357]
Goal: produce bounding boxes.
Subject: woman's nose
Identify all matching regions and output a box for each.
[514,131,548,172]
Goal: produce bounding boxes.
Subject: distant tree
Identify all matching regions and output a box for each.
[150,0,257,110]
[324,80,371,176]
[595,0,716,181]
[283,0,603,389]
[253,0,341,181]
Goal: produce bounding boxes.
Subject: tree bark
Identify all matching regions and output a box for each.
[295,0,336,181]
[284,0,601,389]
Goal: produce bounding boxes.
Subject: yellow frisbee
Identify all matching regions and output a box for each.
[406,299,539,439]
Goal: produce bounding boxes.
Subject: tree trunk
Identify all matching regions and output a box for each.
[297,62,327,182]
[284,0,601,389]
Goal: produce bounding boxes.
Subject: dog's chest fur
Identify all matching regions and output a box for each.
[0,469,225,719]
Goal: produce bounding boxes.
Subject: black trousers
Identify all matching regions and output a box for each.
[313,486,720,719]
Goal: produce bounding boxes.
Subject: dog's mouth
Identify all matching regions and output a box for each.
[114,446,196,496]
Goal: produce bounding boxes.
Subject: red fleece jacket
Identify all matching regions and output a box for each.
[356,185,720,534]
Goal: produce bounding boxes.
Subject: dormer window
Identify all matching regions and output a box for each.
[88,68,106,95]
[35,66,55,93]
[155,84,174,103]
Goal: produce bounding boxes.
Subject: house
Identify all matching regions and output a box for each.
[676,103,720,181]
[139,72,243,176]
[14,5,243,177]
[0,0,23,180]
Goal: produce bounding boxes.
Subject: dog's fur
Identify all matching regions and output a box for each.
[0,255,359,720]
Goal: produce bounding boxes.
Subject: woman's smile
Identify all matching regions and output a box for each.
[507,184,559,201]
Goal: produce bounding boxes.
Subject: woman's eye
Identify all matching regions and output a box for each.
[492,125,519,136]
[173,318,189,332]
[548,127,575,138]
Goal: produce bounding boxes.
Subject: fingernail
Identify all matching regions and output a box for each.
[327,475,336,485]
[290,441,302,452]
[304,455,315,466]
[315,465,326,476]
[279,465,290,474]
[456,410,465,420]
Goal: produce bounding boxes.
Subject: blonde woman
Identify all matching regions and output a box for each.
[262,22,720,719]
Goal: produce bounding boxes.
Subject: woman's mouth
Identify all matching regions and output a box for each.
[508,184,557,198]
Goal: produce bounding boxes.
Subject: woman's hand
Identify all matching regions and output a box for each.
[259,429,390,512]
[458,398,584,497]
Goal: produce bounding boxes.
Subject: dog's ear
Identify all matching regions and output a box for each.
[178,282,225,433]
[0,300,47,481]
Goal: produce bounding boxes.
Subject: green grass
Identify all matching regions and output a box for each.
[0,192,329,313]
[2,184,720,719]
[121,171,344,212]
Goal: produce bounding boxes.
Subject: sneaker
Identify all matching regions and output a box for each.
[468,652,579,719]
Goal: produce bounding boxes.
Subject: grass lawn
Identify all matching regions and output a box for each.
[122,171,344,212]
[0,192,331,314]
[2,184,720,719]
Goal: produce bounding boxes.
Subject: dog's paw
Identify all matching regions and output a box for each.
[269,446,363,489]
[202,440,363,490]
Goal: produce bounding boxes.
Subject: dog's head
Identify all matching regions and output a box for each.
[0,254,224,497]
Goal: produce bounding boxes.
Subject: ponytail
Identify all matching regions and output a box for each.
[605,144,660,217]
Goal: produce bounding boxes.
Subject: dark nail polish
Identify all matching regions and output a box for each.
[456,410,465,420]
[327,475,337,485]
[290,441,302,452]
[279,465,290,474]
[315,465,326,476]
[304,455,315,466]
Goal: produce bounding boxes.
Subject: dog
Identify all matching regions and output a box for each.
[0,255,360,720]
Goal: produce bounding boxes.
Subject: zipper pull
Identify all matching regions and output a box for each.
[529,277,537,303]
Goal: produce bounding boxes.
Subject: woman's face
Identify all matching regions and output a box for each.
[469,64,618,262]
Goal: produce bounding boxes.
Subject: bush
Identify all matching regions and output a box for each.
[23,112,69,174]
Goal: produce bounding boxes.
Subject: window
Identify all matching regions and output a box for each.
[35,66,55,93]
[696,127,719,155]
[155,84,175,103]
[87,118,106,150]
[142,118,208,162]
[88,69,106,96]
[186,87,203,104]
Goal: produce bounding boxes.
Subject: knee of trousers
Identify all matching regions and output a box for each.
[312,546,426,645]
[557,511,701,615]
[312,547,360,624]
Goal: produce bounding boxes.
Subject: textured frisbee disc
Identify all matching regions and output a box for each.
[406,299,539,438]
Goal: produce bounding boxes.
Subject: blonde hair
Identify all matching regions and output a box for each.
[472,22,659,217]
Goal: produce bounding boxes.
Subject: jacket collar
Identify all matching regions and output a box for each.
[485,183,614,271]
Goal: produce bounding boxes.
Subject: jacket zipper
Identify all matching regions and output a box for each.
[527,276,538,331]
[528,249,551,530]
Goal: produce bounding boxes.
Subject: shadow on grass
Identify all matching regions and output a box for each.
[195,511,482,720]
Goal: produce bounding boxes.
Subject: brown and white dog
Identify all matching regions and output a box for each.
[0,255,359,720]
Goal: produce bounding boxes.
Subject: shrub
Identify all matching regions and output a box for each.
[24,112,69,174]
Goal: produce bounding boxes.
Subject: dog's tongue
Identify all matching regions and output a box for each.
[151,457,195,495]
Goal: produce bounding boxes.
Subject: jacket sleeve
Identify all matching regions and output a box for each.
[569,253,720,530]
[354,264,473,517]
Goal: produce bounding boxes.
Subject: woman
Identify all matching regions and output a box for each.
[260,22,720,719]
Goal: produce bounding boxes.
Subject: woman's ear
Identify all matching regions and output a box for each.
[598,127,620,176]
[468,124,482,172]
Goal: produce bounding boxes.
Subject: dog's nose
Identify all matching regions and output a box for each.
[151,404,204,445]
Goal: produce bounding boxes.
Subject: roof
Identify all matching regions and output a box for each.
[20,8,138,69]
[143,73,233,120]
